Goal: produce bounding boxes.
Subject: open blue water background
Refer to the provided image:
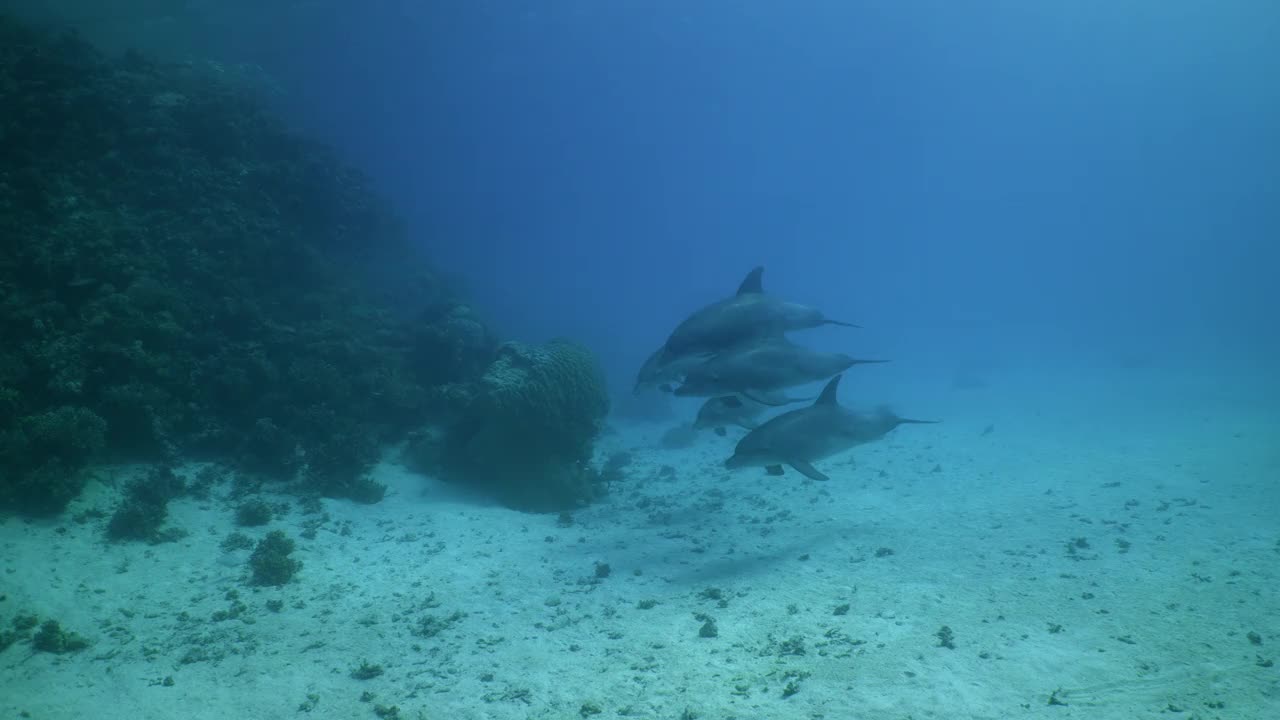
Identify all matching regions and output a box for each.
[20,2,1278,394]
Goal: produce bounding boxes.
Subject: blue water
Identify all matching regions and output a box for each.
[32,1,1277,385]
[217,1,1280,391]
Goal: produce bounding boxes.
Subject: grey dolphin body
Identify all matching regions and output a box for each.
[692,391,809,436]
[724,374,938,481]
[658,266,858,363]
[673,339,887,401]
[634,346,713,394]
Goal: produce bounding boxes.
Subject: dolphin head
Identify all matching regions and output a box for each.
[693,396,734,429]
[724,431,783,470]
[633,346,671,394]
[670,382,703,397]
[671,367,725,397]
[636,348,714,394]
[724,445,786,471]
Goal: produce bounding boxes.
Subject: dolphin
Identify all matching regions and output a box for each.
[692,391,810,437]
[672,338,888,402]
[658,266,859,363]
[724,374,938,481]
[634,345,713,394]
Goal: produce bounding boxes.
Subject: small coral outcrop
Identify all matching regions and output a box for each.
[105,465,188,542]
[32,620,90,654]
[431,340,610,511]
[248,530,302,586]
[0,406,106,515]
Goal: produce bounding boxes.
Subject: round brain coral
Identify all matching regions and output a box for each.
[479,340,609,447]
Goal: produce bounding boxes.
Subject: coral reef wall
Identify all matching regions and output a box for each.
[0,15,499,513]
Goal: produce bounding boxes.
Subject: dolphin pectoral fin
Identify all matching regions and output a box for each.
[765,465,786,476]
[743,390,806,407]
[714,427,727,437]
[751,390,812,406]
[789,459,830,481]
[824,319,862,329]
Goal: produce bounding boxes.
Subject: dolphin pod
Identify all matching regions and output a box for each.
[635,267,860,394]
[637,266,936,481]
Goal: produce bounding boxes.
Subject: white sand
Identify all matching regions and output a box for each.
[2,369,1277,719]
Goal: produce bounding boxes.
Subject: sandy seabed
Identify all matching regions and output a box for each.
[3,369,1278,720]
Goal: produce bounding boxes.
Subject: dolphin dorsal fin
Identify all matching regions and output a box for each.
[815,374,842,406]
[736,266,765,296]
